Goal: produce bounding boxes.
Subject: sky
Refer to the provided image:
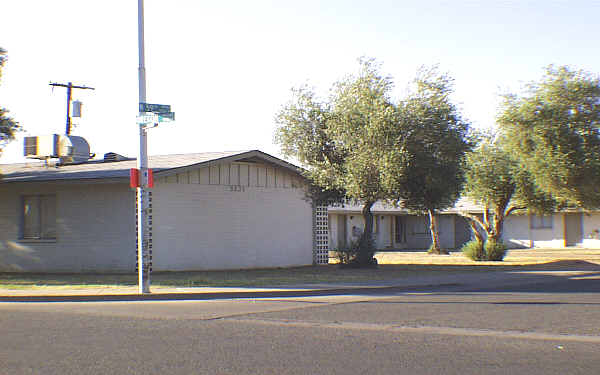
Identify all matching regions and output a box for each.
[1,0,599,164]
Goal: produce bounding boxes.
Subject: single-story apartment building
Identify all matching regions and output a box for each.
[328,202,471,251]
[0,150,329,272]
[328,199,600,251]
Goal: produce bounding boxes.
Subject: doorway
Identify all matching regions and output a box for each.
[564,213,583,247]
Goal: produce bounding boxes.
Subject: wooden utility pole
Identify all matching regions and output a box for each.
[49,82,95,135]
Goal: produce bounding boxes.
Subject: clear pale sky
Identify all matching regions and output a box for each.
[1,0,599,163]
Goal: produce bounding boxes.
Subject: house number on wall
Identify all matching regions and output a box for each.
[227,185,245,192]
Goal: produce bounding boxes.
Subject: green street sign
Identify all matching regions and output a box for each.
[158,112,175,122]
[139,102,171,113]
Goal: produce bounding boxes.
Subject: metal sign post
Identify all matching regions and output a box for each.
[136,0,174,294]
[137,0,150,294]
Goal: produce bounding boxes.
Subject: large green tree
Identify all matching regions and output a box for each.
[383,67,472,254]
[498,66,600,209]
[0,47,20,152]
[276,58,399,265]
[461,134,556,244]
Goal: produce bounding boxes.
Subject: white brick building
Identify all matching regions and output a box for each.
[0,150,322,272]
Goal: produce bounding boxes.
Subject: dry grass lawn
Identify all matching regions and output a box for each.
[375,247,600,266]
[0,248,598,291]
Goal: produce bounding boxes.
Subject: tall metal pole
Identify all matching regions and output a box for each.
[137,0,150,294]
[66,83,72,135]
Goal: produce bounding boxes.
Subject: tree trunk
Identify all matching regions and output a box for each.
[468,218,484,244]
[491,208,505,243]
[357,201,376,265]
[362,201,374,242]
[458,212,487,243]
[483,206,491,230]
[427,209,448,254]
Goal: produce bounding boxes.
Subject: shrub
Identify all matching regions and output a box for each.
[334,235,377,268]
[333,239,360,265]
[485,239,508,261]
[353,234,377,267]
[462,239,508,261]
[461,240,485,261]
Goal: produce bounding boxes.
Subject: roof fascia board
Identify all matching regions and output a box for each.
[154,150,306,179]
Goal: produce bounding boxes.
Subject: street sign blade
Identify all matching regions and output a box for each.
[158,112,175,122]
[137,113,158,124]
[139,102,171,113]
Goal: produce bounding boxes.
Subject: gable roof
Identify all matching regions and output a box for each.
[0,150,304,184]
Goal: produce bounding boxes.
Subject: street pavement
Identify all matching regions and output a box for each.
[0,267,599,374]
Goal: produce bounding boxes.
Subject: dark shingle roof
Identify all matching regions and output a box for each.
[0,150,303,183]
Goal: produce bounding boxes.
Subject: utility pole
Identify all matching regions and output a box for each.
[49,82,94,135]
[137,0,151,294]
[135,0,174,294]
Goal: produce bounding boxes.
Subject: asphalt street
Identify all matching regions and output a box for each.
[0,274,599,374]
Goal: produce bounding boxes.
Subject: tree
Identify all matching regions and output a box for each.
[460,134,556,245]
[0,47,20,152]
[383,67,472,254]
[276,58,399,265]
[498,65,600,209]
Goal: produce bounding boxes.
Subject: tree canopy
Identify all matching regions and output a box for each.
[276,59,472,260]
[461,134,556,244]
[276,58,399,264]
[277,60,600,260]
[0,47,20,152]
[498,65,600,209]
[384,67,472,253]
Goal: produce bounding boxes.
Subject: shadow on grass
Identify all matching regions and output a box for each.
[1,265,599,303]
[0,260,598,289]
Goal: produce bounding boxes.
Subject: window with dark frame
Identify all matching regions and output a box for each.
[22,195,56,240]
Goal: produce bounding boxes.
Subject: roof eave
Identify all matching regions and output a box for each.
[154,150,306,179]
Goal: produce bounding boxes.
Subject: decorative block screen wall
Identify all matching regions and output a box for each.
[314,204,329,264]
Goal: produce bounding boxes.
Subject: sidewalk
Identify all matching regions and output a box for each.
[1,267,597,302]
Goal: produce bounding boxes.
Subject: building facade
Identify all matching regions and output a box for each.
[0,150,320,272]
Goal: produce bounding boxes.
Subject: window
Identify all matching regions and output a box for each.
[530,214,553,229]
[22,195,56,240]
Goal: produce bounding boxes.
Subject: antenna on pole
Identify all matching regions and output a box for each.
[49,82,95,135]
